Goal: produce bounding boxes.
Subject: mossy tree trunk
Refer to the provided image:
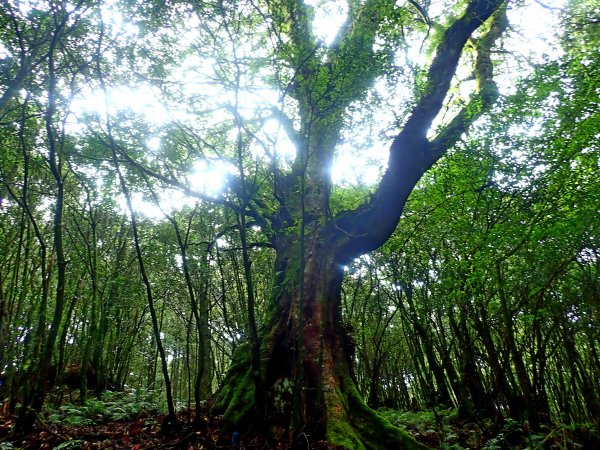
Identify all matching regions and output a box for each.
[215,226,428,449]
[213,0,508,447]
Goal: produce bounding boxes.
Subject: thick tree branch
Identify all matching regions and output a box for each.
[430,4,508,158]
[407,0,431,26]
[400,0,506,139]
[334,0,507,261]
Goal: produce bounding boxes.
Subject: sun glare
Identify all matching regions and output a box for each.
[0,42,10,59]
[255,119,297,164]
[100,0,139,38]
[304,0,348,45]
[331,141,388,186]
[69,85,172,129]
[63,0,568,218]
[188,160,235,196]
[500,0,566,94]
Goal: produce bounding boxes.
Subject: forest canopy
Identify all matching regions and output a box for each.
[0,0,599,448]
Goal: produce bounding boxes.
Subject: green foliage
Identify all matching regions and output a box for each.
[45,389,163,426]
[482,419,522,449]
[330,184,372,214]
[521,423,600,450]
[379,407,456,433]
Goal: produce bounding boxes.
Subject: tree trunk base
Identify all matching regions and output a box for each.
[212,349,429,450]
[211,347,257,432]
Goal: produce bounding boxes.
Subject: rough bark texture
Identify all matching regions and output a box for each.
[214,229,428,449]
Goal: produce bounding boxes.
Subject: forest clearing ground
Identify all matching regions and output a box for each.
[1,405,599,449]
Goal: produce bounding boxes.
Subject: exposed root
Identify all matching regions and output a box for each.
[326,374,431,450]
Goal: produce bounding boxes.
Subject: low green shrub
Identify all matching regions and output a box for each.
[45,388,164,425]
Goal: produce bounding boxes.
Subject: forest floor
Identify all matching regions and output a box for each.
[1,402,599,449]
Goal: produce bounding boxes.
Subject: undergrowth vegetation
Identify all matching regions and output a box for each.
[45,389,164,426]
[1,399,599,449]
[380,408,600,449]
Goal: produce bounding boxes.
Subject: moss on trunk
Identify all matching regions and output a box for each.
[212,242,429,449]
[328,372,429,450]
[213,345,256,430]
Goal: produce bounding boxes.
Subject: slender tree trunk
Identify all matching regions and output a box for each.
[447,305,492,418]
[560,323,600,424]
[163,212,211,418]
[471,300,523,419]
[0,271,6,365]
[496,262,540,428]
[14,18,70,430]
[77,195,100,402]
[404,290,452,407]
[53,278,83,406]
[185,310,193,415]
[115,165,178,430]
[95,6,178,425]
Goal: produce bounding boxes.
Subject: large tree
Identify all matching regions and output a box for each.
[204,0,509,447]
